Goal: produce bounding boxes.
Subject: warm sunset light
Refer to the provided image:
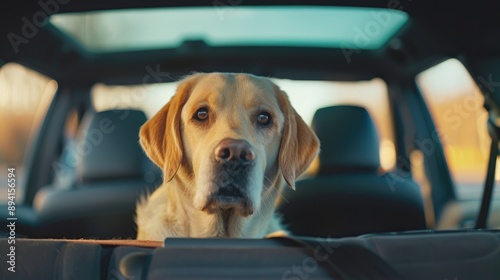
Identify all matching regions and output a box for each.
[417,59,491,196]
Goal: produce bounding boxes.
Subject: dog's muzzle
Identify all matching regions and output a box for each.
[202,138,256,216]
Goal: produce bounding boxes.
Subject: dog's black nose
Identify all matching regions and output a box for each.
[215,138,255,162]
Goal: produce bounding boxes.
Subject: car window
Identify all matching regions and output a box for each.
[50,7,408,53]
[416,58,497,200]
[0,63,58,202]
[92,77,396,172]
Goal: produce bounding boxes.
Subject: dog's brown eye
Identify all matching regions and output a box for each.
[257,112,272,126]
[194,107,209,121]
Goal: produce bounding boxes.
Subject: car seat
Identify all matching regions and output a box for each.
[278,105,426,237]
[31,109,161,239]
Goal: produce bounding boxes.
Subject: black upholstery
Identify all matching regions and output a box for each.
[278,105,426,237]
[2,230,500,280]
[313,105,380,174]
[77,110,148,182]
[30,109,161,239]
[0,239,103,280]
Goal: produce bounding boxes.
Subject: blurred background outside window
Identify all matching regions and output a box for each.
[0,63,57,202]
[417,59,496,200]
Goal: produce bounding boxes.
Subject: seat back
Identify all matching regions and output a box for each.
[278,105,426,237]
[32,109,161,239]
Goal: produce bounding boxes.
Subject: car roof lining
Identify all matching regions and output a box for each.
[2,0,500,85]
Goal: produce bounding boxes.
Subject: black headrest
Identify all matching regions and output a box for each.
[76,109,148,181]
[312,105,380,175]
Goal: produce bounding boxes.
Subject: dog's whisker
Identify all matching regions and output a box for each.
[261,181,277,210]
[263,195,273,210]
[278,191,289,204]
[262,176,289,204]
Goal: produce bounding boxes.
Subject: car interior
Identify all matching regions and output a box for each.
[30,109,161,239]
[279,105,426,237]
[1,0,500,279]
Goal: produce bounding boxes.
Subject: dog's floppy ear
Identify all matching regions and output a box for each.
[139,74,203,182]
[276,86,320,190]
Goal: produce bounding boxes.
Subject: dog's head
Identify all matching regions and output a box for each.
[140,73,319,219]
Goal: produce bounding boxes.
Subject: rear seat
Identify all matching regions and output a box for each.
[30,109,161,239]
[278,105,426,237]
[1,230,499,280]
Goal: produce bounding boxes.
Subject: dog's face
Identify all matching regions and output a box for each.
[180,74,285,216]
[140,73,318,222]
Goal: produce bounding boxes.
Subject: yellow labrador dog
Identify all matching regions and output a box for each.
[136,73,319,240]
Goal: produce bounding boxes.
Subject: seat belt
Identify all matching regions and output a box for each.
[476,110,499,228]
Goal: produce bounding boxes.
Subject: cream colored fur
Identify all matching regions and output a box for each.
[136,73,319,241]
